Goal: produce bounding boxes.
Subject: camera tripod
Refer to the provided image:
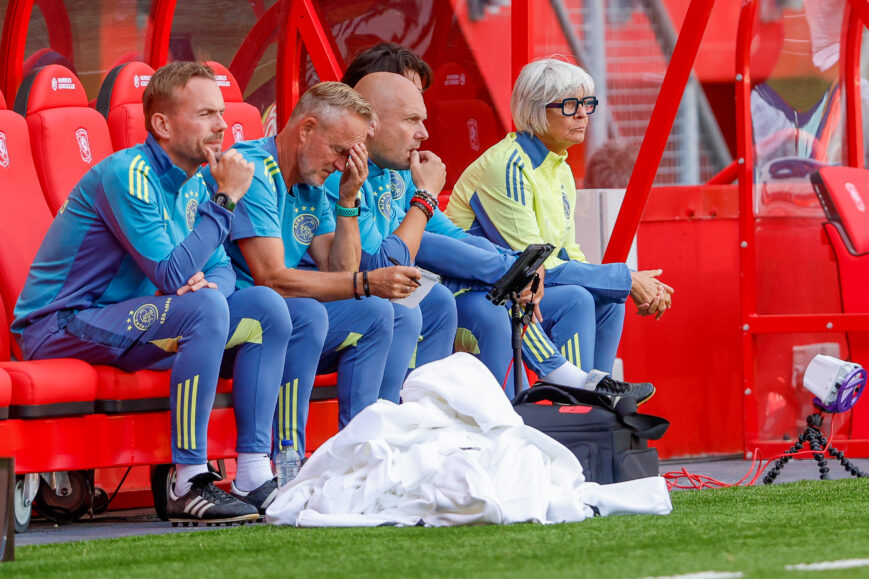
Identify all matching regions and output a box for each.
[763,411,869,484]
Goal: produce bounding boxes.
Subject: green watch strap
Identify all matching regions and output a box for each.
[335,198,361,217]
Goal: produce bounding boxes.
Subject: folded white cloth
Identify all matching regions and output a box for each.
[266,353,672,527]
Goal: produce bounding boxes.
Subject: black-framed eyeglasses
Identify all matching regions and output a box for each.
[546,96,598,116]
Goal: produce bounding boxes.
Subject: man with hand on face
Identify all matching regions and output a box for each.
[324,72,458,403]
[210,82,420,467]
[12,61,292,524]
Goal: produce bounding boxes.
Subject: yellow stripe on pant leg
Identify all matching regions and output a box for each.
[284,382,291,443]
[523,330,544,362]
[176,381,183,449]
[182,378,190,450]
[292,378,299,452]
[530,325,555,357]
[277,386,284,449]
[574,334,581,369]
[190,374,198,450]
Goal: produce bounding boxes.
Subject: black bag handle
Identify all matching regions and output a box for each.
[513,382,615,409]
[514,381,670,440]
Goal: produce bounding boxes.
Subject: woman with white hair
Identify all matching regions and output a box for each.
[446,58,672,375]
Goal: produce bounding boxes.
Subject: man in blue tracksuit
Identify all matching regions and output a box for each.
[210,82,423,462]
[334,68,652,401]
[324,73,458,401]
[12,62,289,523]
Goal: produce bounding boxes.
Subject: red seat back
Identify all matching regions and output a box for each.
[811,166,869,255]
[14,65,114,214]
[204,61,264,149]
[96,61,155,151]
[0,93,55,359]
[424,63,499,189]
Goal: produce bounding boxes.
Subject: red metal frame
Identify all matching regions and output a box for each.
[510,0,533,115]
[276,0,343,129]
[843,2,864,168]
[228,0,282,94]
[735,0,758,456]
[0,0,72,102]
[706,159,739,185]
[144,0,176,68]
[602,0,717,265]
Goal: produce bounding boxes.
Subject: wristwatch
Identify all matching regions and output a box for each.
[335,197,361,217]
[212,192,236,212]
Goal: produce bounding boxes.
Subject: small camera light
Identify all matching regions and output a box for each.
[803,354,867,413]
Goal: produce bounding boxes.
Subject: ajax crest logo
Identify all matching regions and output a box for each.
[232,123,244,143]
[293,214,318,244]
[131,304,159,331]
[186,199,198,230]
[75,128,92,164]
[468,118,480,152]
[0,132,9,168]
[390,171,406,200]
[378,190,392,219]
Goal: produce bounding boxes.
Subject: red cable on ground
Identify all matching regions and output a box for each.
[663,413,838,490]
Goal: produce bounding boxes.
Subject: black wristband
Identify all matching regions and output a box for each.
[353,271,362,300]
[362,270,371,297]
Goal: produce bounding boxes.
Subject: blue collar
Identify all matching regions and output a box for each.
[263,136,278,159]
[142,134,194,193]
[515,132,551,169]
[367,159,388,179]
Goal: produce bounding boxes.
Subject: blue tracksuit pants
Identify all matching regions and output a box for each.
[27,286,291,464]
[361,234,458,402]
[274,296,394,453]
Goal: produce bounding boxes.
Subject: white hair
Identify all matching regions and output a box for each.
[510,58,595,136]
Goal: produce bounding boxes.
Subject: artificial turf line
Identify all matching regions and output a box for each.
[785,559,869,571]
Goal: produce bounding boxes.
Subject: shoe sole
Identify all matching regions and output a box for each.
[230,489,279,515]
[169,513,259,527]
[637,386,656,405]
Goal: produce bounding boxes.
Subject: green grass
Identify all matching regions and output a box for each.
[3,479,869,578]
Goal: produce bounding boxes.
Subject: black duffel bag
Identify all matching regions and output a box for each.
[513,382,670,484]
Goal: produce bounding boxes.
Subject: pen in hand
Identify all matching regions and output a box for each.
[388,256,421,286]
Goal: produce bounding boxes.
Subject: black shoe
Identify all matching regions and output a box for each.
[167,472,259,525]
[230,477,279,515]
[586,370,655,405]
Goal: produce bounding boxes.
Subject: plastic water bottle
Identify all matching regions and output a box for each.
[275,439,301,487]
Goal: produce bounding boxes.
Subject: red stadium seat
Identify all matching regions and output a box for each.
[204,61,264,149]
[94,366,234,414]
[424,63,500,189]
[96,61,155,150]
[0,93,99,418]
[14,64,114,214]
[0,368,9,420]
[0,94,54,358]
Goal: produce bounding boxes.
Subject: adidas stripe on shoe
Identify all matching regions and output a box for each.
[166,472,259,525]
